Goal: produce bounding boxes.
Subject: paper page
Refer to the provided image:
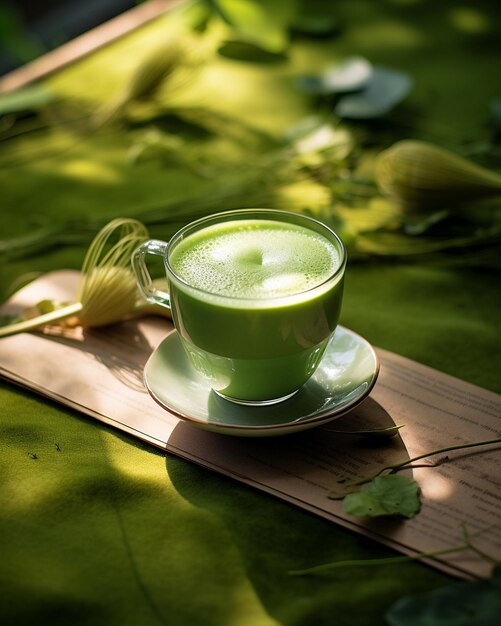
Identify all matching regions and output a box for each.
[1,271,500,579]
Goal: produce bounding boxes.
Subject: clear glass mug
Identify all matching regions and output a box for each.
[132,209,346,405]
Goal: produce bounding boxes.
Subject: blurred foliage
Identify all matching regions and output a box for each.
[0,3,45,70]
[386,572,501,626]
[0,0,500,274]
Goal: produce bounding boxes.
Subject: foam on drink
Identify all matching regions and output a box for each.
[169,219,340,299]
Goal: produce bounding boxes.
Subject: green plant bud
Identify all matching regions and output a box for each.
[375,140,501,210]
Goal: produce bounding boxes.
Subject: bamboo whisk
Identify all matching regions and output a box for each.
[0,218,150,338]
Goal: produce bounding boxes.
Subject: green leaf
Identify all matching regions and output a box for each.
[403,210,450,235]
[35,299,57,315]
[211,0,293,53]
[293,123,348,154]
[343,474,421,518]
[335,67,412,119]
[296,57,373,94]
[0,85,56,116]
[284,115,327,141]
[0,314,21,328]
[386,578,501,626]
[217,41,286,62]
[290,14,341,38]
[181,1,212,32]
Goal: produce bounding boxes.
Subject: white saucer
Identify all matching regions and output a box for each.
[144,326,379,437]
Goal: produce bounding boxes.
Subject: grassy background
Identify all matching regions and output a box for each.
[0,2,500,625]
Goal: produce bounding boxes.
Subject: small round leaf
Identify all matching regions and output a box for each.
[343,474,421,518]
[335,67,412,119]
[387,578,501,626]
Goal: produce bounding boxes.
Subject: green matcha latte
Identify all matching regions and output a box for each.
[165,210,346,404]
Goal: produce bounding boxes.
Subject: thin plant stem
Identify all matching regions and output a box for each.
[327,437,501,500]
[290,523,498,576]
[290,545,469,576]
[354,437,501,488]
[0,112,93,143]
[383,437,501,474]
[321,424,403,439]
[461,522,498,564]
[0,303,83,338]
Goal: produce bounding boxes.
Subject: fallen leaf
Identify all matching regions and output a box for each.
[296,57,373,94]
[335,67,412,119]
[386,577,501,626]
[343,474,420,518]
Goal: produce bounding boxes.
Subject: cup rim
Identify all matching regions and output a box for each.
[164,208,346,306]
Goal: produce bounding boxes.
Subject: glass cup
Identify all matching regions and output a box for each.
[132,209,346,405]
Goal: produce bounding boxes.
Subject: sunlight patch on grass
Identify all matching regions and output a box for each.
[349,19,424,50]
[59,159,121,184]
[449,7,489,34]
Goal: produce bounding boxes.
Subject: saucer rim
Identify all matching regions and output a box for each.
[144,326,380,432]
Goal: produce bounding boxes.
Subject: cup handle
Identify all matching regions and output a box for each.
[131,239,171,310]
